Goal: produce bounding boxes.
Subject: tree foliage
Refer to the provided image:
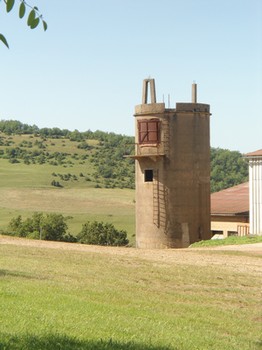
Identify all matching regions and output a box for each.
[7,212,76,242]
[210,148,248,192]
[77,221,129,246]
[6,213,129,246]
[0,0,47,48]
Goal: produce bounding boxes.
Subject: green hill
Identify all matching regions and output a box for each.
[0,121,135,190]
[0,120,248,243]
[0,121,136,243]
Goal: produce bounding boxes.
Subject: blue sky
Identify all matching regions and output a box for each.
[0,0,261,153]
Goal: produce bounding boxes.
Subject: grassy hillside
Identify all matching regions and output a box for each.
[0,131,135,244]
[0,240,261,350]
[0,131,135,189]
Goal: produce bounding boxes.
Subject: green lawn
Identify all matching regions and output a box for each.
[0,242,261,350]
[191,235,262,247]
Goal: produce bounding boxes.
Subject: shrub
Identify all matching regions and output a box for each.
[8,215,24,236]
[77,221,129,246]
[51,180,63,187]
[77,141,92,150]
[9,158,20,164]
[6,213,71,242]
[41,213,68,241]
[62,232,78,243]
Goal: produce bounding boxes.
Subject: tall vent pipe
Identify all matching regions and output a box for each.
[192,83,197,103]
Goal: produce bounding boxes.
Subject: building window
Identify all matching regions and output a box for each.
[138,119,160,144]
[227,231,238,237]
[144,169,153,182]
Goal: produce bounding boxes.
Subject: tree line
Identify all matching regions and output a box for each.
[3,212,129,246]
[0,120,133,143]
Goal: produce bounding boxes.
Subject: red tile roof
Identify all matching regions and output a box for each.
[211,182,249,215]
[245,149,262,157]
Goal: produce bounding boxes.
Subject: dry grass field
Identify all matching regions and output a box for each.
[0,235,261,350]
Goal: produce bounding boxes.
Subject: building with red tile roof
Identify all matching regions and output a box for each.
[211,182,249,237]
[245,149,262,157]
[211,149,262,237]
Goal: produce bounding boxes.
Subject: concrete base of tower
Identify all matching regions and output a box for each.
[136,222,211,249]
[136,237,192,249]
[136,238,211,249]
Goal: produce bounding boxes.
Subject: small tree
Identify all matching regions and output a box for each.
[77,221,129,246]
[8,215,23,236]
[6,212,71,242]
[40,213,68,241]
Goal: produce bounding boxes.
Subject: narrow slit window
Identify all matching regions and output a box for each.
[144,169,153,182]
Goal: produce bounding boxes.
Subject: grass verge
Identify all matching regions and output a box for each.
[190,235,262,248]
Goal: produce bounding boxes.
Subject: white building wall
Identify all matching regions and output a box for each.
[249,158,262,235]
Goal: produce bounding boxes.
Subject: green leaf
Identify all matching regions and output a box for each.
[42,20,48,31]
[19,1,26,18]
[6,0,15,13]
[0,34,9,48]
[30,17,40,29]
[27,9,36,26]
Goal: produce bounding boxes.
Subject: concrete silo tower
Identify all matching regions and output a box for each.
[134,78,211,248]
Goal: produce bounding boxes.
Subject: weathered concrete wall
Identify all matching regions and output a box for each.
[166,105,211,246]
[134,81,211,248]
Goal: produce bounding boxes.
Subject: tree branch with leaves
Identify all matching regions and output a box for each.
[0,0,47,48]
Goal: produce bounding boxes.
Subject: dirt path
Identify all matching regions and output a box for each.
[1,235,262,277]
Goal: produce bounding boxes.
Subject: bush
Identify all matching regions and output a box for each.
[51,180,63,187]
[77,221,129,246]
[9,158,20,164]
[62,232,78,243]
[7,213,71,242]
[40,213,68,241]
[6,215,129,247]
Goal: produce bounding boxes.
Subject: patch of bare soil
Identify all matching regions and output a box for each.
[1,235,262,277]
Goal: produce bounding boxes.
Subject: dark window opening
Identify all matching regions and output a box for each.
[227,231,238,237]
[144,169,153,182]
[211,230,223,237]
[138,119,160,144]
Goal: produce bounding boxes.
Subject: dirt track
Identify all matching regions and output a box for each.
[1,235,262,277]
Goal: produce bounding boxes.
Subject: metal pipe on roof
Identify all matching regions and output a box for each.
[192,83,197,103]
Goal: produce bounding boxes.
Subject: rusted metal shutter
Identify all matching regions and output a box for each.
[138,119,160,144]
